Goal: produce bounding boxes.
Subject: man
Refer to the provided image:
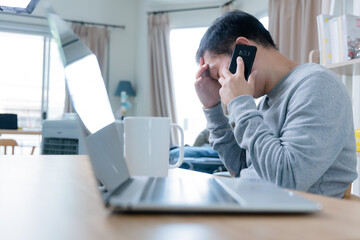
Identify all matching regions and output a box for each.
[194,10,357,198]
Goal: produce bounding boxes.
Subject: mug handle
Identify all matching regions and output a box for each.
[169,123,184,169]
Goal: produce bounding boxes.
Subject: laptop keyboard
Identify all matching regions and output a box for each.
[139,177,238,205]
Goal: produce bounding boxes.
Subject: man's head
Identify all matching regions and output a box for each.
[196,10,276,64]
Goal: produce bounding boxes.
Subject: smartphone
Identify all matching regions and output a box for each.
[228,44,257,80]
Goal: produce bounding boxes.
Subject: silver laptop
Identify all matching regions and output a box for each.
[46,9,322,213]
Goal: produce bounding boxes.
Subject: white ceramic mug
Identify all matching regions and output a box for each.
[124,117,184,177]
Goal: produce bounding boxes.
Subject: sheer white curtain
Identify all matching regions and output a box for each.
[268,0,324,64]
[64,24,110,113]
[148,13,179,145]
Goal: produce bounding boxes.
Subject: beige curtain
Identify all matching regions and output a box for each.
[148,13,179,145]
[72,24,110,80]
[64,24,110,113]
[268,0,322,64]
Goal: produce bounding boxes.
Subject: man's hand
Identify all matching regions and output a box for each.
[218,57,256,106]
[194,57,221,109]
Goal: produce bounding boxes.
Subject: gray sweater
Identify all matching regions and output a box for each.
[204,63,358,198]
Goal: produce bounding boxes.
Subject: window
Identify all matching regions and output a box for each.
[47,41,66,120]
[0,31,65,127]
[170,27,207,145]
[0,31,44,128]
[259,16,269,30]
[0,28,66,154]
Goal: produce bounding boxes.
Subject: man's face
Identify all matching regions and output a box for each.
[202,49,264,99]
[202,50,231,81]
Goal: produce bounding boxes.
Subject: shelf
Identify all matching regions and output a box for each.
[324,58,360,76]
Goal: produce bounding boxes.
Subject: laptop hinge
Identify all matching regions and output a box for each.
[102,178,134,207]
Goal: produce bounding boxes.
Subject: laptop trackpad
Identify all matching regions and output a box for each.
[215,178,320,210]
[139,177,238,205]
[111,176,238,206]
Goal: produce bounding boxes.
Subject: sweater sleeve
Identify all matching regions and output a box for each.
[203,103,247,177]
[228,74,351,191]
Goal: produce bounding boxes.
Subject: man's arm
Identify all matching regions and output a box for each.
[194,57,247,176]
[229,74,354,191]
[203,103,247,177]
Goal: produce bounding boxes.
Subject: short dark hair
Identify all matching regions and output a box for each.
[196,10,276,64]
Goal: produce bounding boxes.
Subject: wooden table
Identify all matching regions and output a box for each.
[0,128,41,135]
[0,155,359,240]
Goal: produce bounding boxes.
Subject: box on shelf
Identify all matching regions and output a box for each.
[323,14,360,64]
[356,129,360,152]
[317,15,336,65]
[341,15,360,61]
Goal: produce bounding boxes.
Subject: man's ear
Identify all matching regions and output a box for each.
[235,37,250,45]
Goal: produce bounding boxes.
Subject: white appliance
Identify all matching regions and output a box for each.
[41,117,87,155]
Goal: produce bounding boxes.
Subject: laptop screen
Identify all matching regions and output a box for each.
[64,54,115,134]
[47,10,115,134]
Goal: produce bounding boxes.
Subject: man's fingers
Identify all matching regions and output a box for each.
[235,56,245,78]
[195,76,202,84]
[196,64,209,79]
[218,76,225,86]
[221,56,245,81]
[221,67,232,79]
